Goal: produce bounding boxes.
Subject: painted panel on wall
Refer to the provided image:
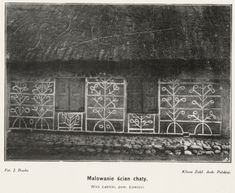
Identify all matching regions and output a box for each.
[128,113,156,133]
[58,112,83,131]
[9,79,55,130]
[86,77,126,132]
[159,80,222,136]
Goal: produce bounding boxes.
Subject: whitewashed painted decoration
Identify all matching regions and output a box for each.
[85,77,126,133]
[9,79,55,130]
[159,80,221,136]
[128,113,156,133]
[8,78,222,136]
[58,112,83,131]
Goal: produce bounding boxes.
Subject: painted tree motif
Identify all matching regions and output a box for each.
[160,80,186,134]
[188,83,218,135]
[10,82,30,128]
[86,77,125,132]
[128,113,155,133]
[58,112,82,131]
[9,79,55,130]
[32,80,54,129]
[159,80,221,136]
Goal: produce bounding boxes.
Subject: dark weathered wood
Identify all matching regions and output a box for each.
[56,78,85,111]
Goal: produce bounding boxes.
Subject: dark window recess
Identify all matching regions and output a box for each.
[55,78,85,112]
[143,79,158,113]
[127,78,158,113]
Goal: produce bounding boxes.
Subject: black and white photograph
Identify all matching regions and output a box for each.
[5,3,231,162]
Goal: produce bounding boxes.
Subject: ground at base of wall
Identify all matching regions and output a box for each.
[6,131,231,162]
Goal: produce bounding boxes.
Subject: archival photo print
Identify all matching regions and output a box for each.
[5,3,231,162]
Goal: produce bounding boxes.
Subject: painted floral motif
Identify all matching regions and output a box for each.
[58,112,82,131]
[86,77,125,132]
[128,113,155,133]
[9,79,55,130]
[160,80,221,136]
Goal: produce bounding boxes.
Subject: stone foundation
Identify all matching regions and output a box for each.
[6,130,231,161]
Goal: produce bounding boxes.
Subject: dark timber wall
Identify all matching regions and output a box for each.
[7,59,230,137]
